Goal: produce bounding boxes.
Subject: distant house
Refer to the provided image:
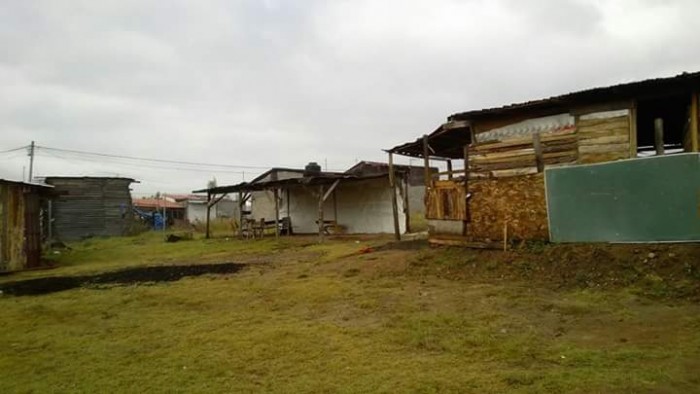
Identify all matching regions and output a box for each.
[43,177,136,241]
[162,194,238,224]
[388,72,700,245]
[0,179,52,272]
[133,197,185,224]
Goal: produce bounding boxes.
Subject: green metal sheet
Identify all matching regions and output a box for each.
[545,153,700,242]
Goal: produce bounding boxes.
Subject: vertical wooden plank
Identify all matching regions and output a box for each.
[205,191,211,239]
[462,144,470,236]
[654,118,665,155]
[446,160,453,180]
[388,152,401,241]
[691,92,699,152]
[286,188,291,236]
[333,189,338,223]
[404,175,411,233]
[629,102,638,157]
[237,191,243,238]
[274,188,280,239]
[422,135,431,187]
[318,185,324,243]
[533,132,544,173]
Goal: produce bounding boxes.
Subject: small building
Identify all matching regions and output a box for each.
[388,72,700,245]
[194,163,407,238]
[43,177,136,241]
[0,180,52,272]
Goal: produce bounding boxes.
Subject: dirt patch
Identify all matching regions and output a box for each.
[0,263,246,296]
[407,242,700,300]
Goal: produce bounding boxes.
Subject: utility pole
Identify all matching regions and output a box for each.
[27,141,35,182]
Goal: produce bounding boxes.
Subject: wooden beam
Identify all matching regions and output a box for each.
[532,132,544,173]
[462,144,470,236]
[422,135,431,187]
[205,191,212,239]
[654,118,665,156]
[446,160,453,180]
[322,179,340,202]
[238,191,244,238]
[286,188,291,236]
[403,174,410,233]
[388,152,401,241]
[691,92,699,152]
[274,188,280,239]
[318,185,325,243]
[629,102,638,157]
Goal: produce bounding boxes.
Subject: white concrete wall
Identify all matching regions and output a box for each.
[250,177,405,234]
[187,202,207,224]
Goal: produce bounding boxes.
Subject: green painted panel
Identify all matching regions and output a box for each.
[545,153,700,242]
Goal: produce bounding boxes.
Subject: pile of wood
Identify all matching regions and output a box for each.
[469,127,578,178]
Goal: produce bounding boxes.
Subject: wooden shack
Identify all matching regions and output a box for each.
[0,180,52,272]
[43,177,136,241]
[388,72,700,245]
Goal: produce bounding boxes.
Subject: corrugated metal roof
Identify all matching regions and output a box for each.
[134,198,184,209]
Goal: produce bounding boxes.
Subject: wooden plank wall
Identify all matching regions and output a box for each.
[469,128,578,178]
[576,115,631,164]
[425,180,466,220]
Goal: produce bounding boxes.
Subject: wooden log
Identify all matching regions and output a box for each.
[446,160,453,180]
[654,118,665,155]
[489,167,538,178]
[274,188,280,239]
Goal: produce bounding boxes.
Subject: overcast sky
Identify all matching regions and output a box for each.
[1,0,699,195]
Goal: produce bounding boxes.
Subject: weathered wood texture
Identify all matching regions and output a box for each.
[0,182,44,272]
[44,177,134,241]
[468,128,578,178]
[467,174,548,241]
[425,180,467,220]
[576,115,631,164]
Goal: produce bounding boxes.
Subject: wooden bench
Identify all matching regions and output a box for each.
[243,217,292,239]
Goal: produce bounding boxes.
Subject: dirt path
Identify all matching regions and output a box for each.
[0,263,246,296]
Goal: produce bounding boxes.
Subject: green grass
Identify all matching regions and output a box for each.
[1,235,700,392]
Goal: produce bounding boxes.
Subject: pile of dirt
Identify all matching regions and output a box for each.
[407,242,700,300]
[0,263,246,296]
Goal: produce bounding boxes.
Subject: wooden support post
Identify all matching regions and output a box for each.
[286,188,291,236]
[422,135,431,187]
[403,174,410,233]
[446,160,453,180]
[318,185,325,243]
[691,92,699,152]
[654,118,665,156]
[533,132,544,173]
[238,191,244,237]
[205,191,212,239]
[462,144,470,237]
[274,188,280,239]
[630,103,638,157]
[333,189,338,223]
[388,152,401,241]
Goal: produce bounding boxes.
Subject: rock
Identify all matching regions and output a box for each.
[648,252,656,259]
[668,252,676,258]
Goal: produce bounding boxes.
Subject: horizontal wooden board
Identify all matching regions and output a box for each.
[578,134,630,146]
[579,143,630,154]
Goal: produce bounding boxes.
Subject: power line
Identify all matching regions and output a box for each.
[36,145,282,170]
[0,145,29,154]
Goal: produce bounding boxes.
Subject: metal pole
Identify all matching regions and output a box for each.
[28,141,35,182]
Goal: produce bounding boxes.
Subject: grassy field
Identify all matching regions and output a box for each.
[1,233,700,392]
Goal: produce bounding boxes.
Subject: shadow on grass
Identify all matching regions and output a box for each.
[0,263,246,296]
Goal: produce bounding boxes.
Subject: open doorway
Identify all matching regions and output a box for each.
[636,94,690,156]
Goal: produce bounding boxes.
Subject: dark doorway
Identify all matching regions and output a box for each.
[636,94,690,155]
